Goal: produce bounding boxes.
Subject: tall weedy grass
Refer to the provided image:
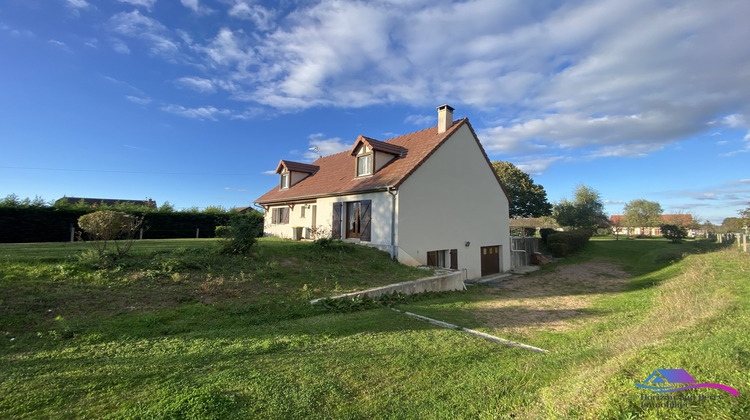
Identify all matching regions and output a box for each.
[535,247,748,419]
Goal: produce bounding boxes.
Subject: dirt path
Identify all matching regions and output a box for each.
[472,262,630,333]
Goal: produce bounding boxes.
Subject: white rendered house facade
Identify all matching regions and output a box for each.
[255,105,511,280]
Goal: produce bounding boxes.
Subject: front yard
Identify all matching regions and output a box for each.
[1,237,747,418]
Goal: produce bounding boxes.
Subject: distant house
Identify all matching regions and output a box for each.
[610,214,699,237]
[254,105,512,280]
[56,196,157,209]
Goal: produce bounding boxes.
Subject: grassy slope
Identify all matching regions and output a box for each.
[1,238,748,418]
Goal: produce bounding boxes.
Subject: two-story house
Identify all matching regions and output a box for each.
[255,105,511,280]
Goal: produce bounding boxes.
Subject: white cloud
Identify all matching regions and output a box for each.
[125,95,151,105]
[109,10,179,57]
[404,114,433,126]
[111,38,131,54]
[302,133,350,161]
[117,0,157,10]
[181,0,199,12]
[198,28,254,67]
[180,0,213,14]
[48,39,70,51]
[262,170,276,175]
[93,0,750,171]
[161,104,232,121]
[229,1,276,30]
[514,156,563,175]
[65,0,90,9]
[722,114,747,128]
[175,76,216,93]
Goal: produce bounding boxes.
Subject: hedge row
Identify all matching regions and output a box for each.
[545,229,593,257]
[0,207,264,243]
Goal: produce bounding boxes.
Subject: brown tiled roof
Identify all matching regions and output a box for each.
[275,160,319,174]
[256,118,508,205]
[350,135,406,156]
[610,215,625,224]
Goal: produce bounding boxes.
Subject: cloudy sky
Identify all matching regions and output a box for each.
[1,0,749,222]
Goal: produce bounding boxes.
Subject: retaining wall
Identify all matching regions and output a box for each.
[310,271,464,304]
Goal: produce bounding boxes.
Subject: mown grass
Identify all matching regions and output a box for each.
[1,237,748,418]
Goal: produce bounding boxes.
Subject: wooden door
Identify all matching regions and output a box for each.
[480,245,500,276]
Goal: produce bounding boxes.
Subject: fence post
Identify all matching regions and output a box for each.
[139,228,143,240]
[744,235,748,253]
[196,228,200,239]
[70,224,75,243]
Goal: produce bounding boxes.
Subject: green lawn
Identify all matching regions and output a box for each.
[1,237,748,418]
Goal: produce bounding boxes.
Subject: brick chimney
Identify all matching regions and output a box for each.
[437,104,454,133]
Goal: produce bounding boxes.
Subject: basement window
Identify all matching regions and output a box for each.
[427,249,458,269]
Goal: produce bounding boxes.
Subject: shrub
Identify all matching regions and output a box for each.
[546,229,593,257]
[78,210,144,260]
[547,242,569,258]
[661,224,688,243]
[214,225,232,238]
[540,228,556,244]
[220,214,263,254]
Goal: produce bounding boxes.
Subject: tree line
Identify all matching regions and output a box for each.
[491,161,749,236]
[0,194,263,243]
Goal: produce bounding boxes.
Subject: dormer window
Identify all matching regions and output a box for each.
[357,154,372,176]
[350,135,405,178]
[275,160,319,190]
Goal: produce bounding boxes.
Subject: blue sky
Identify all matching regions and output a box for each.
[1,0,749,223]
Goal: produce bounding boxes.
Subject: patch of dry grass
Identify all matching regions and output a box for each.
[474,262,630,334]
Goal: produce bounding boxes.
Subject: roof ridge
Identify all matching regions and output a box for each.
[382,120,466,144]
[310,119,467,162]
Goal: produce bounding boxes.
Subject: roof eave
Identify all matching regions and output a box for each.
[255,185,396,206]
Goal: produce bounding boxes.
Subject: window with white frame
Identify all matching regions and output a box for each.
[356,154,372,176]
[280,173,290,189]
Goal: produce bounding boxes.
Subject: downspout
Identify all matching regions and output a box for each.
[387,186,398,260]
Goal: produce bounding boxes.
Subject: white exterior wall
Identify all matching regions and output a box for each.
[264,203,316,239]
[264,191,396,253]
[315,192,395,252]
[397,125,511,279]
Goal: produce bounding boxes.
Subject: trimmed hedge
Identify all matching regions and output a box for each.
[539,228,557,244]
[546,229,593,257]
[0,207,89,243]
[0,207,264,243]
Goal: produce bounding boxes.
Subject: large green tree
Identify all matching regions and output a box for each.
[721,217,744,233]
[552,184,607,229]
[491,161,552,218]
[623,199,663,234]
